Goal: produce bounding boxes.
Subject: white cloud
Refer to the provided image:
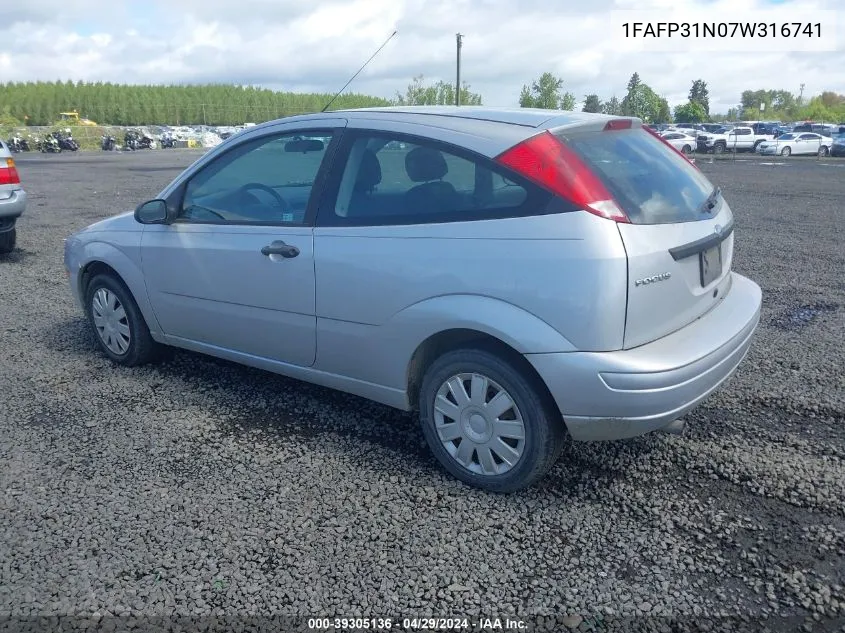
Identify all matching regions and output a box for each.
[1,0,842,113]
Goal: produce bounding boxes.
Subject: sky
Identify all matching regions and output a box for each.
[0,0,842,114]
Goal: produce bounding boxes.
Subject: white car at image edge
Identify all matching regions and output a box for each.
[0,139,27,253]
[757,132,833,156]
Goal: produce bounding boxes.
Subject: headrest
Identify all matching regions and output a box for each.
[405,146,448,182]
[355,149,382,191]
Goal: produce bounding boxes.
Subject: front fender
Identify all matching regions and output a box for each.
[68,240,162,335]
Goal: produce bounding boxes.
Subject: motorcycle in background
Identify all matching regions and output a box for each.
[124,129,156,150]
[55,129,80,151]
[160,131,175,149]
[6,134,29,152]
[41,134,61,153]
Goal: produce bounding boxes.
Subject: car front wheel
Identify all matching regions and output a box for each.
[84,273,161,366]
[419,347,564,492]
[781,146,791,156]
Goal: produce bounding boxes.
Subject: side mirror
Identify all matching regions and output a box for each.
[134,199,169,224]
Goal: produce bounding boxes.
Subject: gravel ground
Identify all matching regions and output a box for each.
[1,151,844,632]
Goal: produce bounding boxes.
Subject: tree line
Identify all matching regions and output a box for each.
[1,77,843,129]
[0,81,390,127]
[516,72,844,125]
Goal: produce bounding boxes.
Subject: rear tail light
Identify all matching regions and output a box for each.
[0,158,20,185]
[495,130,629,223]
[643,125,699,169]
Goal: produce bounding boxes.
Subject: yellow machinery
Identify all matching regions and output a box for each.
[57,111,98,126]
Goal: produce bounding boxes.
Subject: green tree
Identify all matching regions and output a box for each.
[655,97,673,123]
[582,94,602,113]
[603,96,622,115]
[621,73,662,122]
[673,101,707,123]
[393,75,482,106]
[518,72,575,110]
[688,79,710,116]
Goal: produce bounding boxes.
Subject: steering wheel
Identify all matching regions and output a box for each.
[238,183,291,214]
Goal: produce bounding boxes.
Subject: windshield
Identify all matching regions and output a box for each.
[555,127,714,225]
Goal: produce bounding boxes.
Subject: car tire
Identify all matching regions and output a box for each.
[781,146,791,156]
[682,144,692,155]
[419,347,565,493]
[84,273,162,366]
[713,143,725,155]
[818,146,829,157]
[0,228,16,254]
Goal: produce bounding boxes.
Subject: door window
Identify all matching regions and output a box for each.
[325,133,551,225]
[179,131,334,225]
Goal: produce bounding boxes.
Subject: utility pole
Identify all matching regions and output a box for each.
[798,83,805,106]
[455,33,463,106]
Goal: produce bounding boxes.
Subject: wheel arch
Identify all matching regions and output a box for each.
[406,328,560,419]
[75,242,162,335]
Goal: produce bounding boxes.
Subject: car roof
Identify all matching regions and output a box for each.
[252,106,633,133]
[236,106,639,158]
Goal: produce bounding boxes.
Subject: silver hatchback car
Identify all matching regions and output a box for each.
[64,107,761,491]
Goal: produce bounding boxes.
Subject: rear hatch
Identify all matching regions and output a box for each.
[552,123,734,349]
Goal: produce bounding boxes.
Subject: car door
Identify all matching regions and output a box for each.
[140,122,345,367]
[799,133,820,155]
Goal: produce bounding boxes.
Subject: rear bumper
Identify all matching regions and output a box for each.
[527,272,762,441]
[0,189,26,228]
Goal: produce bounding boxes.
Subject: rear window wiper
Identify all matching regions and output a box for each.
[699,186,721,214]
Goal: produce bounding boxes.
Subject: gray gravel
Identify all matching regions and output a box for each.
[1,151,844,632]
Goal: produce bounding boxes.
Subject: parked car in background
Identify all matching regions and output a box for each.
[0,139,26,254]
[792,123,838,137]
[660,130,697,155]
[697,126,768,154]
[63,106,762,492]
[830,136,845,157]
[756,132,833,156]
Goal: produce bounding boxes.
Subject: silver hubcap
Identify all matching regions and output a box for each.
[433,373,526,476]
[91,288,131,355]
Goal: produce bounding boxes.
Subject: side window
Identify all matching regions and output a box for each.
[799,134,816,140]
[179,131,333,224]
[329,134,547,225]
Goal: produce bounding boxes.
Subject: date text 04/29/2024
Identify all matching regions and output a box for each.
[307,617,528,630]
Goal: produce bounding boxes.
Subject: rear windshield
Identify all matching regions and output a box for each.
[554,127,715,225]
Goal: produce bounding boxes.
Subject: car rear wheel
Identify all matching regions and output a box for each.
[0,228,16,254]
[682,144,692,155]
[419,347,564,492]
[713,143,725,155]
[818,146,829,157]
[781,146,791,156]
[84,273,162,366]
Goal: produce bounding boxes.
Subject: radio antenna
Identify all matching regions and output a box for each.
[321,30,398,113]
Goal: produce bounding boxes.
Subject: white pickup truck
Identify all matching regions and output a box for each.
[696,125,776,154]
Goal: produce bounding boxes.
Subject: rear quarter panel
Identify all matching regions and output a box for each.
[313,212,628,392]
